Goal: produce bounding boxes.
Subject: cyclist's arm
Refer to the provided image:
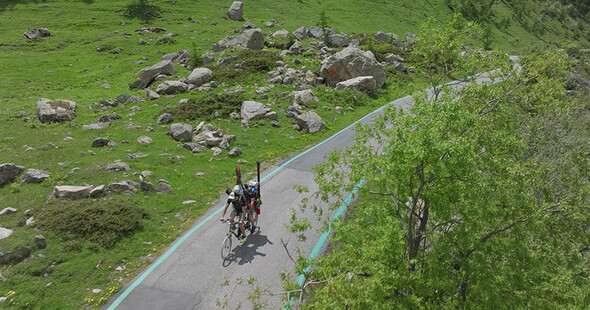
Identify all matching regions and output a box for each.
[220,202,229,221]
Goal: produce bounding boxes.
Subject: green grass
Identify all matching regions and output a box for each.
[0,0,588,308]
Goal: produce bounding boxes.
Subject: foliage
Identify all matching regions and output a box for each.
[288,17,590,308]
[122,0,162,22]
[35,197,146,248]
[362,37,405,62]
[445,0,496,22]
[211,49,282,83]
[317,10,330,43]
[316,87,373,108]
[190,42,203,69]
[162,92,245,121]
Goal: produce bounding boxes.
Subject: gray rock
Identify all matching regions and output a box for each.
[327,34,348,47]
[286,105,302,116]
[138,38,149,45]
[90,185,106,198]
[307,26,324,39]
[187,68,212,86]
[373,30,397,42]
[0,163,25,186]
[393,62,408,72]
[296,111,326,134]
[211,147,223,156]
[34,235,46,248]
[0,227,13,240]
[0,246,31,265]
[53,185,94,199]
[242,21,256,30]
[21,169,50,183]
[265,111,278,120]
[161,50,190,64]
[82,122,111,130]
[137,136,153,144]
[292,90,319,107]
[224,28,264,50]
[320,46,385,88]
[107,180,137,195]
[205,136,222,146]
[229,147,242,156]
[272,29,289,39]
[140,181,155,191]
[170,123,193,142]
[130,60,177,89]
[105,162,130,172]
[36,98,77,123]
[156,81,188,95]
[97,113,121,122]
[116,94,142,104]
[91,137,114,148]
[384,53,404,65]
[293,26,307,40]
[271,120,281,127]
[266,21,275,28]
[335,76,376,93]
[335,106,344,114]
[183,143,204,153]
[145,89,160,100]
[0,208,17,216]
[156,181,172,194]
[241,101,271,122]
[24,28,51,39]
[227,1,244,21]
[157,113,174,124]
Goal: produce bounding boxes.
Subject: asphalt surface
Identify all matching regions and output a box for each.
[103,73,491,310]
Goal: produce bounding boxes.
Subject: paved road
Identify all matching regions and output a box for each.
[104,73,492,310]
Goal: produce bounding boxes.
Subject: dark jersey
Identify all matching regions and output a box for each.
[227,195,247,213]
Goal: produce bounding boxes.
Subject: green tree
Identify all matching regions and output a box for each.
[286,18,590,309]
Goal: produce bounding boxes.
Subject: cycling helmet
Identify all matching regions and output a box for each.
[232,185,243,195]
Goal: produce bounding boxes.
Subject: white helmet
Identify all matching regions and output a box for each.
[232,185,243,195]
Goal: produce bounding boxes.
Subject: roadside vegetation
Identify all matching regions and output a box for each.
[0,0,588,309]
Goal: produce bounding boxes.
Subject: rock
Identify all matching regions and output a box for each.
[161,50,190,64]
[145,89,160,100]
[335,106,344,114]
[272,29,289,39]
[0,227,13,240]
[265,111,278,120]
[335,76,376,93]
[90,185,106,198]
[140,181,155,191]
[0,208,17,216]
[307,26,324,39]
[271,120,281,127]
[211,147,223,156]
[82,122,111,130]
[241,101,271,122]
[0,246,31,265]
[320,47,386,88]
[92,289,102,294]
[157,113,174,124]
[21,169,50,183]
[296,111,326,134]
[0,163,25,186]
[156,81,188,95]
[137,136,153,144]
[205,136,222,146]
[138,38,149,45]
[25,217,35,226]
[183,143,204,153]
[91,137,115,148]
[105,162,130,172]
[107,180,137,195]
[228,147,242,156]
[225,28,265,50]
[327,34,348,47]
[227,1,244,21]
[24,28,51,39]
[34,235,46,248]
[187,68,212,86]
[293,26,307,40]
[36,98,77,123]
[292,90,319,107]
[130,60,177,89]
[116,94,142,104]
[156,181,172,194]
[393,62,408,72]
[170,123,193,142]
[97,113,121,122]
[384,53,404,65]
[373,30,396,42]
[53,185,94,199]
[266,21,275,28]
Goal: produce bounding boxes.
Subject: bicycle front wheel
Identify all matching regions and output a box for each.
[252,212,258,227]
[221,235,232,259]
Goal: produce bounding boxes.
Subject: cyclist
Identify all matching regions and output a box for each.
[220,188,248,242]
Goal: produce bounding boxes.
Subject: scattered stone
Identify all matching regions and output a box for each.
[36,98,77,123]
[0,208,17,216]
[211,147,223,156]
[292,90,319,107]
[137,136,153,144]
[138,38,150,45]
[183,143,204,153]
[296,111,326,134]
[140,181,155,191]
[130,60,177,89]
[0,227,13,240]
[335,106,344,114]
[21,169,50,183]
[182,200,197,204]
[320,47,386,88]
[157,113,174,124]
[227,1,244,21]
[241,101,271,122]
[24,28,51,39]
[25,217,35,226]
[140,171,153,179]
[265,111,278,120]
[229,147,242,156]
[97,113,121,122]
[271,120,281,127]
[373,30,396,43]
[34,235,46,248]
[90,185,106,198]
[92,289,102,294]
[187,68,212,86]
[107,180,138,195]
[53,185,94,199]
[0,163,25,186]
[156,81,188,95]
[169,123,193,141]
[156,180,172,194]
[91,138,115,148]
[194,172,204,178]
[25,147,35,152]
[145,89,160,100]
[130,106,141,112]
[327,34,348,47]
[105,162,130,172]
[335,76,376,93]
[0,246,31,265]
[82,122,112,130]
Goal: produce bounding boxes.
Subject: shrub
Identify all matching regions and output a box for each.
[35,197,146,248]
[211,49,282,83]
[162,92,246,121]
[318,88,372,107]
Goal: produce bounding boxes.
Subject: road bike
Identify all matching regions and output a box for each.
[221,211,258,260]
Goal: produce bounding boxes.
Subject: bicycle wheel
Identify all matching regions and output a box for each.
[221,235,232,259]
[252,212,258,227]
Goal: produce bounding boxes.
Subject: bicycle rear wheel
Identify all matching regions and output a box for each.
[221,235,232,259]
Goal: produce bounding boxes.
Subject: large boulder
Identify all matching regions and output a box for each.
[161,50,191,65]
[130,60,177,89]
[292,90,319,107]
[319,47,386,88]
[187,68,212,86]
[326,34,348,47]
[0,163,25,186]
[53,185,94,199]
[157,113,174,124]
[24,28,51,39]
[156,81,188,94]
[373,31,397,43]
[296,111,326,134]
[335,76,376,93]
[169,123,193,142]
[227,1,244,21]
[227,28,265,50]
[36,98,77,123]
[307,26,324,39]
[21,169,50,183]
[241,101,271,122]
[293,26,307,41]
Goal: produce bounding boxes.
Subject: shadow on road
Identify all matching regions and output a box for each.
[222,230,273,267]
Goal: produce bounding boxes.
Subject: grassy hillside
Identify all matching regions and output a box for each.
[0,0,588,308]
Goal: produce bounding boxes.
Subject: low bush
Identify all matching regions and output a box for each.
[162,92,246,120]
[212,49,283,83]
[318,88,372,107]
[35,197,146,248]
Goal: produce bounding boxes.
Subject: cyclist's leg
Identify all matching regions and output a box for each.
[236,209,245,236]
